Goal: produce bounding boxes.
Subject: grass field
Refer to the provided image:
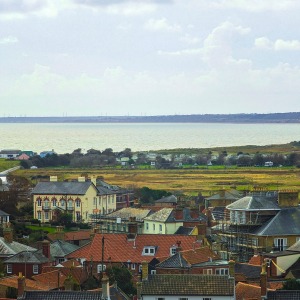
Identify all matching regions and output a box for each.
[16,166,300,196]
[0,159,20,173]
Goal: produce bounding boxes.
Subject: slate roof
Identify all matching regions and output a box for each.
[96,185,115,195]
[252,207,300,236]
[174,226,194,235]
[235,263,261,279]
[211,206,225,221]
[226,193,280,211]
[47,240,79,258]
[67,233,197,263]
[144,208,173,222]
[140,274,234,296]
[0,237,36,258]
[156,247,220,269]
[0,209,9,216]
[105,207,152,221]
[206,190,242,201]
[155,195,177,204]
[31,182,94,195]
[4,250,49,264]
[267,290,300,299]
[144,207,207,223]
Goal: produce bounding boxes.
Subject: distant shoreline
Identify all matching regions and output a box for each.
[0,112,300,123]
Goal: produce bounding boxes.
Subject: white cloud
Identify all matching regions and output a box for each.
[255,37,300,51]
[144,18,181,32]
[0,36,18,44]
[194,0,300,12]
[179,34,200,45]
[158,48,202,56]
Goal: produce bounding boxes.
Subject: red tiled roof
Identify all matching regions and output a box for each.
[268,281,283,290]
[248,255,262,266]
[236,282,261,300]
[0,276,47,291]
[32,270,66,289]
[42,266,88,285]
[181,247,220,265]
[48,230,91,242]
[61,258,81,268]
[68,233,197,263]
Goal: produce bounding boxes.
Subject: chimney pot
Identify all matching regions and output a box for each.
[17,273,25,297]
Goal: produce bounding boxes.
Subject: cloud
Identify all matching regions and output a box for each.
[144,18,181,32]
[179,34,200,45]
[0,35,18,44]
[195,0,300,12]
[255,37,300,51]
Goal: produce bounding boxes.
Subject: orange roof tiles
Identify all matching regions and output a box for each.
[236,282,275,300]
[248,255,262,266]
[32,270,66,289]
[181,247,220,265]
[0,276,47,291]
[68,233,197,263]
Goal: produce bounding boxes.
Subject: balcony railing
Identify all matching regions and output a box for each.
[42,205,51,210]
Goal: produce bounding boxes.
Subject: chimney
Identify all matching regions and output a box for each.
[64,275,74,291]
[101,272,110,300]
[78,176,85,182]
[260,259,268,299]
[176,241,182,253]
[50,176,58,182]
[42,240,51,259]
[190,206,199,219]
[136,281,142,300]
[197,223,207,239]
[141,261,148,281]
[228,260,235,278]
[3,223,13,243]
[18,273,25,298]
[128,217,138,235]
[174,207,183,220]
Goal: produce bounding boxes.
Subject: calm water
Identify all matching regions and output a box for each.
[0,123,299,153]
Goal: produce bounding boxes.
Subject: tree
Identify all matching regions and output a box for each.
[106,266,136,296]
[56,211,73,228]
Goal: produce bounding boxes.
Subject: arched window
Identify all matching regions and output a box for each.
[60,199,66,207]
[67,200,73,209]
[44,199,49,209]
[52,198,57,207]
[37,198,42,206]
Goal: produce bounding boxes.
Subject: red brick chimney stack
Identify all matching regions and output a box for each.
[18,272,25,297]
[42,240,51,259]
[260,259,268,299]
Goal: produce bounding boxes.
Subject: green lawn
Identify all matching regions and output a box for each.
[0,159,20,172]
[27,225,58,233]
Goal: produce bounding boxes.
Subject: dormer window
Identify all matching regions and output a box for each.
[142,246,156,256]
[170,246,177,256]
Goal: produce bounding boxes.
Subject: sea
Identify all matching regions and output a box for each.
[0,123,299,154]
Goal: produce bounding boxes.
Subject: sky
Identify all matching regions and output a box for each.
[0,0,300,117]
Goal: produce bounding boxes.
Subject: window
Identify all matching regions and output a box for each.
[37,211,41,220]
[58,258,65,263]
[97,264,106,273]
[6,264,12,274]
[159,224,162,232]
[153,224,155,231]
[139,265,142,272]
[203,269,213,275]
[146,223,149,230]
[76,212,81,222]
[45,212,49,220]
[151,270,156,274]
[76,199,80,207]
[274,238,287,251]
[44,199,49,209]
[33,264,39,274]
[37,199,42,206]
[215,268,229,275]
[67,200,73,209]
[203,298,212,300]
[170,247,177,256]
[60,200,66,207]
[112,197,114,203]
[93,197,97,206]
[142,246,156,256]
[156,298,165,300]
[179,298,188,300]
[131,263,136,270]
[52,199,57,207]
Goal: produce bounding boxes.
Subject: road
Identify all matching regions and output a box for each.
[0,166,21,176]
